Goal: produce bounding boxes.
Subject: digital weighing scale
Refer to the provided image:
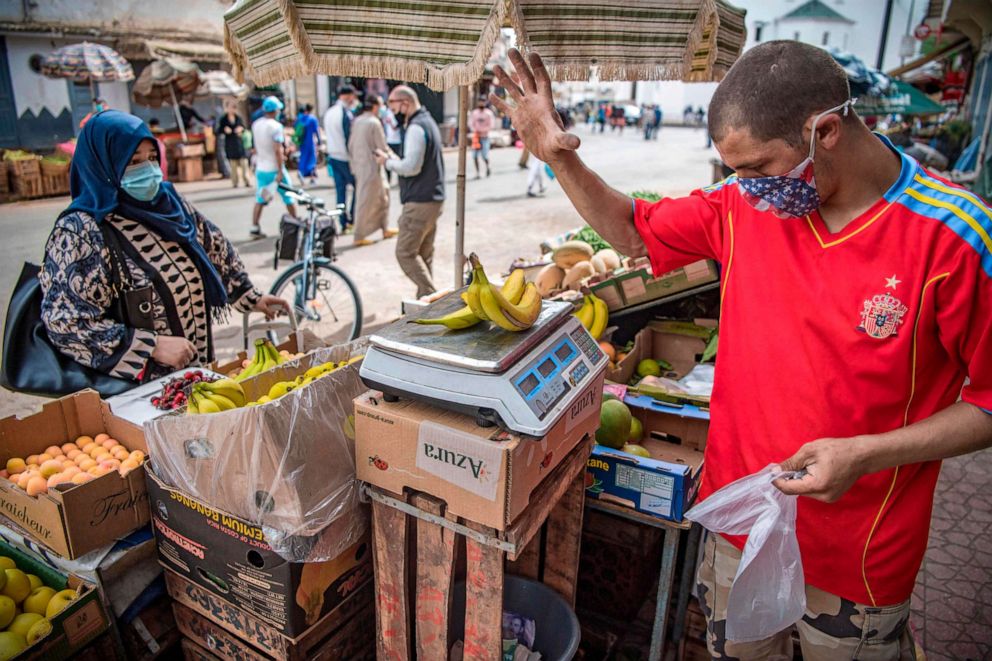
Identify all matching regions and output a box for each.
[360,294,607,436]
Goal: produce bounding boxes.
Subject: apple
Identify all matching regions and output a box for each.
[4,459,25,476]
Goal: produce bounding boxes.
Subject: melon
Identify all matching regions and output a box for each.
[622,444,651,458]
[562,261,595,290]
[535,263,565,297]
[590,255,608,274]
[595,249,621,271]
[552,241,594,269]
[595,399,633,449]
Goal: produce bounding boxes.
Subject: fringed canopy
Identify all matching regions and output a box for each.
[223,0,746,90]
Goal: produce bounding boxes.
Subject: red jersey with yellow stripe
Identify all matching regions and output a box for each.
[633,139,992,606]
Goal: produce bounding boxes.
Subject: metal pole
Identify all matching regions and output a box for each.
[901,0,917,67]
[876,0,896,71]
[454,85,468,289]
[169,84,188,143]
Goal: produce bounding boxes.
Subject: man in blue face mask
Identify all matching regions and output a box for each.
[495,41,992,659]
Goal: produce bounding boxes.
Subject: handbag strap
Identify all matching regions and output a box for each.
[98,221,133,295]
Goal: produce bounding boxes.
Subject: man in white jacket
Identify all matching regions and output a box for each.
[323,84,357,230]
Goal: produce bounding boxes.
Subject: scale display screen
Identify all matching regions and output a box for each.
[512,337,588,420]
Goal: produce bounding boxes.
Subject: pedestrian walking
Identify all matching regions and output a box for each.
[323,85,357,230]
[469,98,496,178]
[375,85,445,299]
[526,155,545,197]
[38,110,288,384]
[295,103,321,187]
[381,106,403,184]
[217,101,251,187]
[653,105,662,140]
[250,96,298,239]
[348,95,396,246]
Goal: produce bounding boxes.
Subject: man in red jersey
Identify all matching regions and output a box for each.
[493,42,992,660]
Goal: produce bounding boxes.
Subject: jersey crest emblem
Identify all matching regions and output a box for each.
[857,292,908,339]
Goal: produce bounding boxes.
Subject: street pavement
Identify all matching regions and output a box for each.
[0,124,988,658]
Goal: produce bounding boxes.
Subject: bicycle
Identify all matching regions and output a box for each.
[270,183,363,343]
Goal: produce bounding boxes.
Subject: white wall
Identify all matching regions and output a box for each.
[4,36,71,119]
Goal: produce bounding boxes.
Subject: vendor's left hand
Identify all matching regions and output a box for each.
[773,437,866,503]
[254,294,290,320]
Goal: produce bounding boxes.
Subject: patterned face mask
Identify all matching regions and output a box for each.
[736,99,856,219]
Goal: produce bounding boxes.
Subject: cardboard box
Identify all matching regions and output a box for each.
[0,390,149,559]
[0,520,160,619]
[0,539,110,660]
[355,375,602,531]
[614,259,719,308]
[145,342,367,538]
[146,468,373,639]
[585,397,706,522]
[606,319,715,386]
[166,570,374,661]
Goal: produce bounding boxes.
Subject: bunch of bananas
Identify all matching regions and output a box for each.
[574,293,609,340]
[246,356,363,406]
[415,254,542,332]
[235,339,285,382]
[187,379,247,414]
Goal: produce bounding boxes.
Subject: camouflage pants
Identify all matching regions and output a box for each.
[695,532,917,661]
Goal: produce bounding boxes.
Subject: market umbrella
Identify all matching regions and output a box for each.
[196,70,250,99]
[224,0,746,287]
[41,42,135,104]
[855,80,946,116]
[828,48,892,97]
[131,58,204,142]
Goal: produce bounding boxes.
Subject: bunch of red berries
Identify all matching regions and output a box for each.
[150,371,216,410]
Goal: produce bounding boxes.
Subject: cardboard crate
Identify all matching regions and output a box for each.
[0,390,150,559]
[147,468,372,639]
[166,570,374,661]
[0,539,110,660]
[607,319,714,386]
[614,259,719,308]
[585,397,706,522]
[177,157,203,182]
[354,372,602,531]
[145,343,367,536]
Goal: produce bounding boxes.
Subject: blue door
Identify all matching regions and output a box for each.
[0,38,19,147]
[69,81,94,135]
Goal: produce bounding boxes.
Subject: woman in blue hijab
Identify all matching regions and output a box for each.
[40,110,287,382]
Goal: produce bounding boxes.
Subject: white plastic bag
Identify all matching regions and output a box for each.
[686,465,806,642]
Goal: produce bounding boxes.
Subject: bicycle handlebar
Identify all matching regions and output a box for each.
[277,183,347,218]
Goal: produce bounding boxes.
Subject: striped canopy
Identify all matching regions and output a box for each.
[197,70,250,99]
[224,0,746,90]
[41,42,134,83]
[132,58,204,108]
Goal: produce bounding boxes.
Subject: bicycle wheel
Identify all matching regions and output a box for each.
[269,259,363,343]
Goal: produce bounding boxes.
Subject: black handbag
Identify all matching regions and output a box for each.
[1,224,154,398]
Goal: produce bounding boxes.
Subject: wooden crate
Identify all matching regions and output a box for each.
[40,159,70,177]
[42,171,70,196]
[7,157,41,178]
[181,638,220,661]
[368,435,592,661]
[12,172,43,198]
[177,157,203,182]
[0,161,9,196]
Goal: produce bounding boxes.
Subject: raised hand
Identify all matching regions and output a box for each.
[490,49,580,166]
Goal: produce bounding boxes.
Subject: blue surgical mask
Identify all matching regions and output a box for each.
[736,98,855,219]
[121,161,163,201]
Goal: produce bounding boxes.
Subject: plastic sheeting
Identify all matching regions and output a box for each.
[144,340,369,562]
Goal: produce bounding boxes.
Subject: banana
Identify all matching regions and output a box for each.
[417,269,526,330]
[195,394,221,414]
[235,341,266,381]
[204,392,237,410]
[589,294,609,340]
[471,255,527,331]
[465,255,489,321]
[414,305,482,330]
[501,269,526,305]
[575,296,595,330]
[264,340,284,365]
[199,378,246,407]
[186,392,200,415]
[503,282,542,328]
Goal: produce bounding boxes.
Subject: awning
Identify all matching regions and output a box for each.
[855,80,946,116]
[223,0,747,90]
[115,38,228,64]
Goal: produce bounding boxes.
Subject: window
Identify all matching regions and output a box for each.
[793,31,801,41]
[822,31,830,45]
[754,22,765,42]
